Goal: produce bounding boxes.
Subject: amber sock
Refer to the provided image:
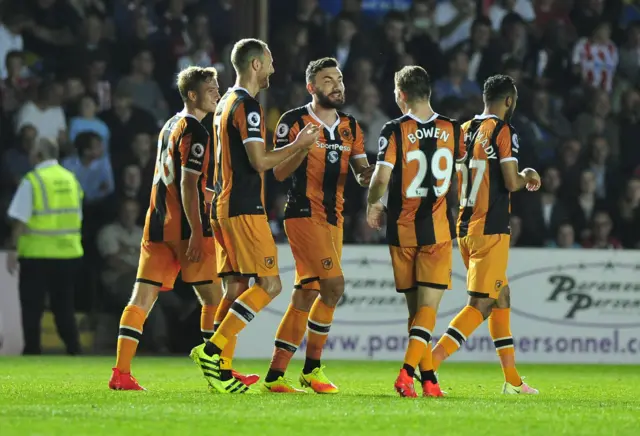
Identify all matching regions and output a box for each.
[402,306,436,377]
[304,299,335,373]
[433,305,484,371]
[205,284,271,356]
[266,304,309,382]
[489,308,521,386]
[115,305,147,373]
[200,304,217,341]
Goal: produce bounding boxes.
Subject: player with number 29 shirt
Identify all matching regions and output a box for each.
[367,66,465,398]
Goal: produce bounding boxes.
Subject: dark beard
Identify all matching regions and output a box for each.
[316,90,344,109]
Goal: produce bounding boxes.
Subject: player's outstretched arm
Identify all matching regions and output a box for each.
[500,161,541,192]
[246,123,320,173]
[496,124,541,192]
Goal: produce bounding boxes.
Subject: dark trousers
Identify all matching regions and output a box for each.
[19,258,81,355]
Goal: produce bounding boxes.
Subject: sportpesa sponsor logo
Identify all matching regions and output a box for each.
[510,262,640,328]
[316,142,351,152]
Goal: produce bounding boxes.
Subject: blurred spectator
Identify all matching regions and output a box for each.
[547,222,582,248]
[69,95,110,151]
[615,176,640,248]
[433,50,481,102]
[15,81,67,146]
[0,51,32,115]
[128,132,154,201]
[117,49,168,123]
[526,87,571,161]
[525,21,574,94]
[62,131,114,203]
[97,197,142,298]
[2,124,37,190]
[498,13,530,66]
[455,16,502,85]
[517,166,569,246]
[617,21,640,86]
[534,0,571,30]
[0,15,26,80]
[582,210,622,249]
[619,88,640,175]
[435,0,475,52]
[328,12,367,75]
[344,83,388,156]
[557,137,584,198]
[569,169,607,241]
[489,0,536,31]
[572,89,620,160]
[572,21,618,92]
[406,0,439,43]
[585,135,617,201]
[99,85,156,162]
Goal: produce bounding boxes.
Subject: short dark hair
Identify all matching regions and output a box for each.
[394,66,431,102]
[305,57,339,83]
[75,131,102,156]
[472,16,492,30]
[5,50,22,67]
[483,74,516,103]
[176,66,217,102]
[231,38,268,73]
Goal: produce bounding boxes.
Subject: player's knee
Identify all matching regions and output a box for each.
[194,283,222,306]
[258,276,282,298]
[468,296,494,319]
[292,288,318,311]
[319,275,345,307]
[496,286,511,309]
[129,282,160,311]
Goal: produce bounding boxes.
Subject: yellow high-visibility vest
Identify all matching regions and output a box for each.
[17,164,83,259]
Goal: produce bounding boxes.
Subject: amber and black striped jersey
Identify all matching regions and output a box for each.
[456,114,520,237]
[377,113,466,247]
[274,103,366,227]
[143,110,211,242]
[206,87,267,219]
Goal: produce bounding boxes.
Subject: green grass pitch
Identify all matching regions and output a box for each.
[0,357,638,436]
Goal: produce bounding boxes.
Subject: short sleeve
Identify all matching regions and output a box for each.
[273,112,301,149]
[234,98,265,145]
[351,121,366,159]
[376,122,398,169]
[496,124,519,163]
[179,119,210,174]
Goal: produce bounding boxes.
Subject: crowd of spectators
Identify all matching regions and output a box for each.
[1,0,639,350]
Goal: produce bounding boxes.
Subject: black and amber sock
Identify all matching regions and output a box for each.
[433,305,484,371]
[304,299,335,374]
[489,308,521,386]
[115,305,147,373]
[206,284,271,356]
[200,304,217,342]
[267,304,309,382]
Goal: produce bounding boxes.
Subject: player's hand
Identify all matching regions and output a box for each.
[6,251,18,275]
[522,168,541,191]
[186,232,204,263]
[294,123,321,150]
[356,166,374,187]
[366,202,385,230]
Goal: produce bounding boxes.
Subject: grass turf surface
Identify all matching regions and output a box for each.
[0,357,638,436]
